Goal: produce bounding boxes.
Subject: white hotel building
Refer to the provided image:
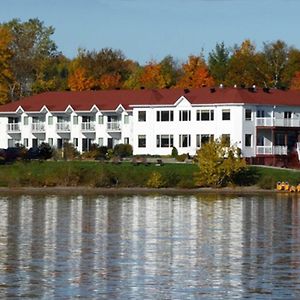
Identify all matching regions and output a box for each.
[0,87,300,167]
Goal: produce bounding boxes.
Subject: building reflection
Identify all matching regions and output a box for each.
[0,193,299,298]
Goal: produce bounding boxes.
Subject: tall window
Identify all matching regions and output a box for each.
[156,111,174,122]
[124,115,129,124]
[98,138,103,146]
[179,110,191,121]
[23,116,29,125]
[197,110,214,121]
[284,111,292,119]
[222,109,230,121]
[138,111,146,122]
[73,116,78,125]
[245,134,252,147]
[179,134,191,147]
[48,138,53,146]
[23,138,29,147]
[138,135,146,148]
[245,109,252,121]
[196,134,214,147]
[98,115,104,124]
[48,116,53,125]
[257,110,265,118]
[124,137,130,144]
[156,135,174,148]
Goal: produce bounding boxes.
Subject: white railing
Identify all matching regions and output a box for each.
[107,121,121,131]
[56,123,70,132]
[32,123,45,132]
[81,122,95,131]
[7,123,20,132]
[256,145,287,155]
[256,117,300,127]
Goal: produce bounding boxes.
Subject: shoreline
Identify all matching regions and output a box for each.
[0,186,283,196]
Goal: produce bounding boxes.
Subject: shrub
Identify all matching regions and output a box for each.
[176,153,188,162]
[113,144,133,158]
[63,142,80,160]
[38,142,53,160]
[258,175,276,190]
[146,171,165,188]
[171,147,178,157]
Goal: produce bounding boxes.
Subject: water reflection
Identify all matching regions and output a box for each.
[0,193,299,299]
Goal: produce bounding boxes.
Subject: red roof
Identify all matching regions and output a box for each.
[0,87,300,113]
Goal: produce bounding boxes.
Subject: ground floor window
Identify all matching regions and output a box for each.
[138,135,146,148]
[196,134,214,147]
[124,137,130,144]
[23,138,29,147]
[98,138,104,146]
[48,138,53,147]
[245,134,252,147]
[156,135,173,147]
[73,138,79,147]
[179,134,191,147]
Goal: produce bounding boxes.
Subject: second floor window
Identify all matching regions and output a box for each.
[222,109,230,121]
[138,111,146,122]
[179,110,191,121]
[124,115,129,124]
[245,109,252,121]
[73,116,78,125]
[157,110,174,122]
[197,110,214,121]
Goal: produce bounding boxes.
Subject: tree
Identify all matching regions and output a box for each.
[68,67,95,91]
[3,18,58,100]
[139,61,168,89]
[0,26,13,103]
[290,71,300,89]
[159,55,182,88]
[99,73,121,90]
[176,55,214,88]
[195,139,246,187]
[208,42,230,85]
[226,40,259,87]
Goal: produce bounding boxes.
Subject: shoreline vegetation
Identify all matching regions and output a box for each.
[1,160,300,192]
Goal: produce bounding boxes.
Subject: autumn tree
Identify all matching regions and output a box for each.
[139,62,168,89]
[159,55,182,88]
[99,73,121,90]
[208,42,230,85]
[290,72,300,89]
[226,40,259,87]
[68,67,95,91]
[0,26,13,103]
[3,18,58,100]
[195,139,246,187]
[176,55,214,88]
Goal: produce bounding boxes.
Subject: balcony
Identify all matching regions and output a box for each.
[81,122,95,132]
[7,123,21,133]
[256,145,287,155]
[107,121,121,132]
[56,122,70,132]
[256,117,300,127]
[32,123,45,133]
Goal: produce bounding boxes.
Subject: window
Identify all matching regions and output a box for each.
[156,135,173,148]
[48,138,53,146]
[138,111,146,122]
[221,134,230,146]
[197,110,214,121]
[138,135,146,148]
[73,138,79,147]
[23,116,29,125]
[222,109,230,121]
[245,134,252,147]
[284,111,292,119]
[179,110,191,121]
[48,116,53,125]
[157,110,174,122]
[257,110,265,118]
[179,134,191,148]
[8,139,15,147]
[124,115,129,124]
[73,116,78,125]
[245,109,252,121]
[124,137,130,144]
[275,133,285,146]
[98,138,103,146]
[23,138,28,147]
[98,115,104,124]
[196,134,214,147]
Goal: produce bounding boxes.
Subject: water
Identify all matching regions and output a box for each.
[0,193,300,299]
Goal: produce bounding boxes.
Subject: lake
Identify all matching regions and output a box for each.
[0,192,299,299]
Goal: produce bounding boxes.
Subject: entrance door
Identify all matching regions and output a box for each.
[107,138,113,149]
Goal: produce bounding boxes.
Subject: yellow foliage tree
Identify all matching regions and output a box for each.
[99,73,121,90]
[195,139,246,187]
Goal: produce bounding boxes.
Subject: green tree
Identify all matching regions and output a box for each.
[195,139,246,187]
[208,42,230,85]
[3,18,58,100]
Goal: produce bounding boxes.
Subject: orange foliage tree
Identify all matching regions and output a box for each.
[139,62,168,89]
[0,26,13,103]
[68,67,95,91]
[290,72,300,89]
[99,73,121,90]
[176,55,214,88]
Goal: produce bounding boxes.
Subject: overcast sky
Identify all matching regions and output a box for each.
[1,0,299,63]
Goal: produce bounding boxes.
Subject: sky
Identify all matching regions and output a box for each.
[1,0,300,64]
